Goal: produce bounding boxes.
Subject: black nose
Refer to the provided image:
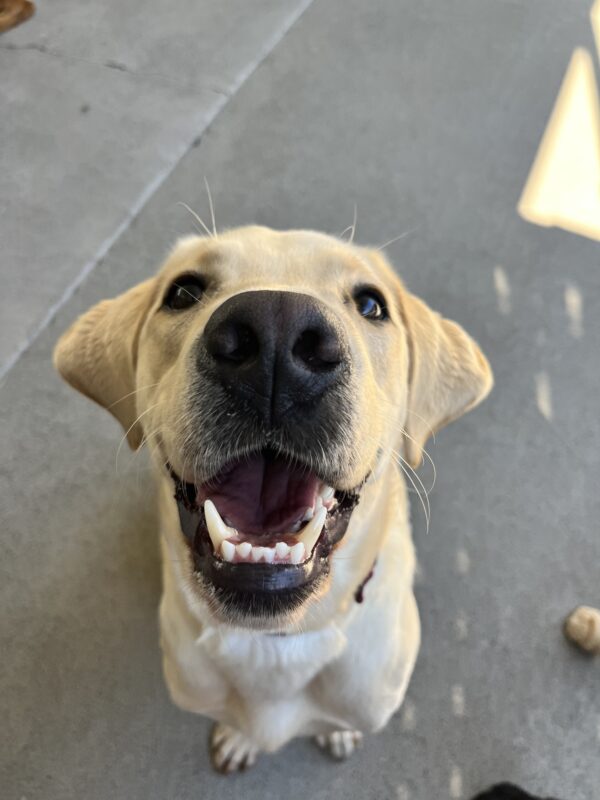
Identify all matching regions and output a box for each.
[201,290,348,424]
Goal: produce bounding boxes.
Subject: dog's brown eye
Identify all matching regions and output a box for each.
[164,276,205,310]
[354,289,387,321]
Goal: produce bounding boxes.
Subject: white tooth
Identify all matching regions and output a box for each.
[204,499,234,551]
[314,495,324,514]
[289,520,302,533]
[263,547,275,564]
[251,546,264,562]
[298,506,327,555]
[302,506,314,522]
[321,486,335,503]
[275,542,290,560]
[221,540,235,562]
[290,542,305,564]
[236,542,252,559]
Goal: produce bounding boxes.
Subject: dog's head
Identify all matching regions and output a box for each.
[54,226,492,627]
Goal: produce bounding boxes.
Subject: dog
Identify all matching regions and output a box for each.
[54,225,493,772]
[472,785,562,800]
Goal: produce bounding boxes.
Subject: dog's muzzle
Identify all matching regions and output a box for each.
[168,291,362,620]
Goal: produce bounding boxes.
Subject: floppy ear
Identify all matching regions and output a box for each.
[400,290,493,468]
[53,279,156,449]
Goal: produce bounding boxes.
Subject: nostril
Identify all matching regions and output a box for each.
[292,329,342,372]
[208,322,259,364]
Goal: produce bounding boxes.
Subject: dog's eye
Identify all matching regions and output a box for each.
[164,275,205,310]
[354,289,388,321]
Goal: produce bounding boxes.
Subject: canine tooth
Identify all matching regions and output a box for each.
[263,547,275,564]
[221,541,235,562]
[321,486,335,503]
[298,506,327,554]
[236,542,252,559]
[302,506,314,522]
[251,546,264,562]
[204,499,234,551]
[290,542,305,564]
[314,495,324,514]
[275,542,290,559]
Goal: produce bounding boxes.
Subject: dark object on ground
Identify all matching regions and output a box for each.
[472,784,562,800]
[0,0,35,34]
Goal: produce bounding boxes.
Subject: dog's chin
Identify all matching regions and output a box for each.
[197,574,327,631]
[168,447,363,627]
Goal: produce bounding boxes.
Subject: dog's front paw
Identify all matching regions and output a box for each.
[315,730,363,761]
[210,723,260,774]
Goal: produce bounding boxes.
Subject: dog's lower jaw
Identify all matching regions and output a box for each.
[193,569,327,633]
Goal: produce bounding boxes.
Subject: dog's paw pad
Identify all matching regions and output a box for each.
[210,723,259,774]
[315,730,363,760]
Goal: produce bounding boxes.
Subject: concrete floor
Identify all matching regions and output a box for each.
[1,1,599,798]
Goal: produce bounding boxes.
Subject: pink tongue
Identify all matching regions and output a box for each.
[199,452,320,535]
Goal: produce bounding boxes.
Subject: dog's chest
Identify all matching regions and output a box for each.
[198,624,347,699]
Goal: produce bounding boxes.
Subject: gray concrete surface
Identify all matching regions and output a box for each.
[2,1,599,799]
[0,0,311,375]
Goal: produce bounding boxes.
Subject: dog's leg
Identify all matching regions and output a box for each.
[315,730,363,761]
[210,723,260,774]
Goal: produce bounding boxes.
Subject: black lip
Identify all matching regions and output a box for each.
[169,463,361,603]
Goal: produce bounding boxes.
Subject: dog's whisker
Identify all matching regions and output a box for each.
[385,440,432,513]
[350,203,358,243]
[115,402,161,477]
[397,460,430,533]
[368,395,437,491]
[133,444,159,487]
[384,421,437,493]
[134,426,171,482]
[204,177,217,237]
[375,227,416,251]
[339,204,358,243]
[177,201,214,238]
[357,429,432,531]
[394,450,432,526]
[170,282,205,306]
[403,408,436,442]
[375,392,437,441]
[107,381,161,411]
[370,426,436,495]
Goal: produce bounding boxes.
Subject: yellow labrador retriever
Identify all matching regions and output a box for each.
[54,226,492,772]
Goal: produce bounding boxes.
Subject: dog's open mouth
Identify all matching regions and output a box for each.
[169,448,361,599]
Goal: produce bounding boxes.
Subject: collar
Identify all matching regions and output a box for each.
[354,558,377,604]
